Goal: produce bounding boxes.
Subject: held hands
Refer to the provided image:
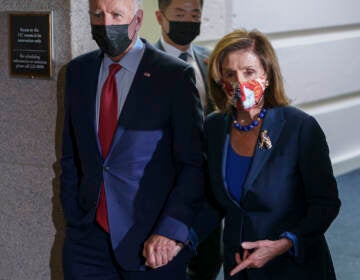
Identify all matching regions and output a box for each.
[143,234,183,269]
[230,238,293,276]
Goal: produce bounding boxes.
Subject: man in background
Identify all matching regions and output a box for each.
[154,1,222,279]
[154,0,214,114]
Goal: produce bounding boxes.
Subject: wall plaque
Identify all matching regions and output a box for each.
[9,12,53,79]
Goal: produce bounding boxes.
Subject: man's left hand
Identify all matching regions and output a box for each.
[143,234,183,269]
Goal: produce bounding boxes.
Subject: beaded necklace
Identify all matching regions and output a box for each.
[232,107,267,132]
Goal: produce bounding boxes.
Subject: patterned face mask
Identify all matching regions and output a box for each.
[222,77,267,110]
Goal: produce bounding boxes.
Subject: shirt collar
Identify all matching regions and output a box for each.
[103,37,144,73]
[160,36,194,59]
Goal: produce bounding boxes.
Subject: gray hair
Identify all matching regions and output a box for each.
[134,0,142,9]
[89,0,142,10]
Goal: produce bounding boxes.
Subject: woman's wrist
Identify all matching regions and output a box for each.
[277,237,293,254]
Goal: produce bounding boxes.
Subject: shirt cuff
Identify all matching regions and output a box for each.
[154,216,188,244]
[280,231,299,257]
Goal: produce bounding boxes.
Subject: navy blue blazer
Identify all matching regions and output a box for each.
[60,40,204,270]
[195,106,340,280]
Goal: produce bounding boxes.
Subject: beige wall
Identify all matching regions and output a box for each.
[139,0,160,43]
[0,1,70,279]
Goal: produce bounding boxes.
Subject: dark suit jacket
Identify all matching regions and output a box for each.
[196,106,340,280]
[60,39,204,270]
[154,40,214,114]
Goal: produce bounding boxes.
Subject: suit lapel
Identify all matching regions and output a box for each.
[154,40,165,51]
[82,50,103,156]
[209,114,239,204]
[242,107,285,196]
[108,41,154,156]
[193,46,214,114]
[193,46,208,84]
[118,43,153,123]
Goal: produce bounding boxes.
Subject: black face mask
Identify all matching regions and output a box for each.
[91,23,133,57]
[167,21,201,46]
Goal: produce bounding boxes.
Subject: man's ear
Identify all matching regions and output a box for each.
[155,10,163,25]
[135,9,144,32]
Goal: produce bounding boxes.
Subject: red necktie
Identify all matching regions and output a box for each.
[96,63,121,232]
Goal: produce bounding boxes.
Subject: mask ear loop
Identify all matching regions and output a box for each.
[160,11,171,23]
[254,94,264,107]
[128,13,139,40]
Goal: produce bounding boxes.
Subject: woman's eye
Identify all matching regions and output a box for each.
[224,72,234,78]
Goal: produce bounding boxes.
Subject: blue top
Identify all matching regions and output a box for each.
[225,144,252,203]
[225,140,299,256]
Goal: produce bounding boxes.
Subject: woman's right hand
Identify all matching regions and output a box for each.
[230,238,293,276]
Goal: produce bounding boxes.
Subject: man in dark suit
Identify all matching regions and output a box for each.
[154,1,222,280]
[60,0,204,279]
[154,0,214,114]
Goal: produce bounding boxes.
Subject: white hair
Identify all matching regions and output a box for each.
[134,0,142,9]
[89,0,142,10]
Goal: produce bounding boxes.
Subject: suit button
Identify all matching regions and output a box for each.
[104,166,110,171]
